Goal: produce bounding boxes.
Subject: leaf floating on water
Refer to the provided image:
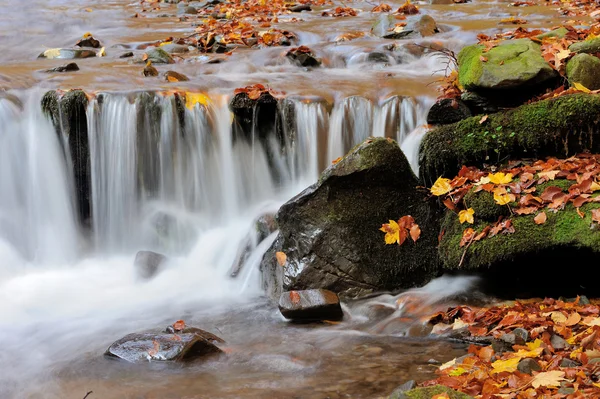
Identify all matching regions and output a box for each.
[276,251,287,266]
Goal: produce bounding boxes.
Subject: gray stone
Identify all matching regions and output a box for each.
[388,380,417,399]
[550,334,567,350]
[513,328,529,344]
[255,213,278,243]
[460,91,499,114]
[279,289,344,321]
[144,48,175,64]
[119,51,134,58]
[260,138,441,298]
[134,250,167,280]
[559,358,580,368]
[164,70,189,81]
[75,36,101,48]
[517,358,541,374]
[492,337,514,354]
[380,15,439,40]
[558,387,575,395]
[38,48,97,60]
[105,330,223,363]
[161,43,190,54]
[289,4,311,11]
[367,52,391,64]
[427,98,471,125]
[566,53,600,91]
[458,38,557,91]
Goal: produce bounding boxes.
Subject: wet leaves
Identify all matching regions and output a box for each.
[380,216,421,245]
[431,177,453,196]
[458,208,474,224]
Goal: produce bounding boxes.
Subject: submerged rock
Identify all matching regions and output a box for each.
[38,48,97,60]
[261,137,441,298]
[458,39,557,92]
[142,48,175,64]
[566,53,600,91]
[278,289,343,321]
[134,250,167,280]
[44,62,79,73]
[105,330,223,363]
[426,98,471,125]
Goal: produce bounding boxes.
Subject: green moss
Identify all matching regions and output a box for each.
[570,37,600,54]
[566,54,600,91]
[41,90,60,129]
[395,386,473,399]
[463,189,510,221]
[536,27,568,40]
[457,44,485,90]
[419,94,600,184]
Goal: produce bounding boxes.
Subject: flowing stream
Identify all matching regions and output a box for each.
[0,0,572,397]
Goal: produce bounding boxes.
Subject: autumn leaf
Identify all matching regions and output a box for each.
[459,208,475,224]
[490,357,520,374]
[148,340,160,357]
[431,177,452,196]
[479,115,489,124]
[432,393,451,399]
[538,170,559,180]
[173,320,186,331]
[494,192,512,206]
[531,370,566,388]
[380,220,400,244]
[489,172,513,185]
[332,156,342,164]
[410,224,421,242]
[276,251,287,266]
[592,209,600,224]
[534,211,547,225]
[289,290,301,304]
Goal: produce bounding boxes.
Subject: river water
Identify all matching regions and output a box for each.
[0,0,570,398]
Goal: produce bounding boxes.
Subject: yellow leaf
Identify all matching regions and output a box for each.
[531,370,565,388]
[458,208,475,224]
[494,192,512,206]
[83,32,93,38]
[380,220,400,245]
[448,367,467,377]
[489,172,513,185]
[550,311,567,324]
[97,47,106,57]
[275,251,287,266]
[185,93,211,109]
[490,357,520,374]
[159,41,173,47]
[439,358,456,371]
[474,176,491,186]
[591,181,600,192]
[431,177,452,196]
[526,339,543,350]
[514,347,544,359]
[573,82,591,93]
[43,48,62,59]
[452,318,469,330]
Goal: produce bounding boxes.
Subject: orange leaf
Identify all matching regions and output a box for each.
[534,211,547,225]
[173,320,186,331]
[276,251,287,266]
[410,224,421,242]
[290,290,301,304]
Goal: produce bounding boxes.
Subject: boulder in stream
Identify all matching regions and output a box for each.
[279,289,343,321]
[261,137,441,298]
[566,53,600,91]
[105,328,223,363]
[38,48,98,60]
[134,250,167,280]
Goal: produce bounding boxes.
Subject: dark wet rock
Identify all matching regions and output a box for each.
[143,63,159,77]
[261,138,441,298]
[44,62,79,73]
[560,358,580,368]
[279,289,343,321]
[513,328,529,344]
[76,35,101,48]
[256,213,278,243]
[105,330,223,363]
[460,91,498,115]
[161,43,190,54]
[134,250,167,280]
[286,48,321,67]
[551,334,567,350]
[183,6,198,14]
[518,358,541,374]
[379,14,439,39]
[426,98,471,125]
[144,48,175,64]
[289,4,311,12]
[38,48,97,60]
[164,70,190,82]
[120,51,134,58]
[491,337,514,354]
[458,38,557,92]
[419,94,600,185]
[566,53,600,91]
[41,90,91,226]
[388,380,417,399]
[570,37,600,54]
[392,385,473,399]
[367,51,392,64]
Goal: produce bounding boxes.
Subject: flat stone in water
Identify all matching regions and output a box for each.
[279,289,343,321]
[44,62,79,73]
[38,48,97,60]
[105,331,223,363]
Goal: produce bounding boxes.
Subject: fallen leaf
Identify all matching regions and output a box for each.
[332,156,342,164]
[173,320,186,331]
[459,208,475,224]
[494,192,512,205]
[573,82,591,93]
[431,177,452,196]
[410,224,421,242]
[489,172,513,185]
[531,370,565,388]
[490,357,520,374]
[290,291,301,304]
[380,220,401,245]
[431,393,451,399]
[276,251,287,266]
[534,211,547,225]
[479,115,489,124]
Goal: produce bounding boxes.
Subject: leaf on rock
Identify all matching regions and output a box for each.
[431,393,451,399]
[290,290,301,304]
[531,370,566,388]
[459,208,475,224]
[410,224,421,242]
[173,319,186,331]
[276,251,287,266]
[494,192,512,205]
[380,220,400,245]
[460,228,476,247]
[431,177,452,196]
[573,82,592,93]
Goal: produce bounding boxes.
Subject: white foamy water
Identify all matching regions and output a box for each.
[0,88,431,398]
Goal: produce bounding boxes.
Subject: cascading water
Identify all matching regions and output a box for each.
[0,88,433,398]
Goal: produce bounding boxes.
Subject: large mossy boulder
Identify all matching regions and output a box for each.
[390,385,473,399]
[419,94,600,184]
[570,37,600,54]
[260,137,441,299]
[566,53,600,90]
[458,39,557,91]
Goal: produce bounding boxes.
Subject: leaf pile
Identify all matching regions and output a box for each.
[430,154,600,247]
[380,215,421,245]
[425,297,600,398]
[233,83,283,100]
[321,7,358,17]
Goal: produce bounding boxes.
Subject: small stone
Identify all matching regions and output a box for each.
[143,63,159,77]
[289,4,311,12]
[580,295,591,305]
[560,358,580,368]
[367,52,391,64]
[38,48,97,60]
[427,98,472,125]
[183,6,198,14]
[119,51,134,58]
[76,36,101,48]
[513,328,529,344]
[45,62,79,73]
[589,357,600,364]
[278,289,343,321]
[550,334,567,350]
[134,250,167,279]
[492,337,514,354]
[517,358,541,374]
[144,48,175,64]
[461,91,498,114]
[389,380,417,399]
[160,43,190,54]
[558,387,575,395]
[566,53,600,91]
[164,70,190,82]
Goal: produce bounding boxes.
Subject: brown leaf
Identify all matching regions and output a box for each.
[540,186,564,202]
[460,228,475,247]
[289,291,301,304]
[479,115,489,124]
[410,224,421,242]
[173,319,186,331]
[592,209,600,224]
[577,207,585,219]
[534,211,547,225]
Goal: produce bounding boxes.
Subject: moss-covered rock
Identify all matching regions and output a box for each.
[458,39,557,91]
[261,137,441,299]
[535,27,568,40]
[419,94,600,184]
[570,37,600,54]
[390,385,473,399]
[140,48,175,64]
[566,53,600,90]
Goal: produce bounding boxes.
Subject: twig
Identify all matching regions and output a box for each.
[82,392,93,399]
[458,234,475,268]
